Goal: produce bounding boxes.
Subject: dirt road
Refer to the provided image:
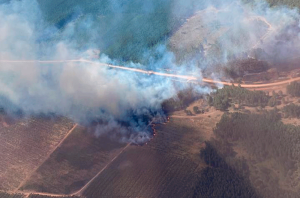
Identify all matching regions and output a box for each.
[71,143,131,196]
[1,59,300,197]
[202,77,300,88]
[1,59,300,88]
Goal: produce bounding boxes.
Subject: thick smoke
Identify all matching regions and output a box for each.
[1,0,300,143]
[170,0,300,68]
[0,0,200,143]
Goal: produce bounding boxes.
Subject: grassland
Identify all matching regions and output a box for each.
[20,126,126,194]
[0,115,74,191]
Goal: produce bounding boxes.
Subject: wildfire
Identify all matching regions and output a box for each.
[162,117,170,125]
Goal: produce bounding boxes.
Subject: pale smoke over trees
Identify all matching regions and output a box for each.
[0,0,300,142]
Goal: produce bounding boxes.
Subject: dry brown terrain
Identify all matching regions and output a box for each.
[20,126,127,195]
[78,103,223,198]
[169,9,230,59]
[0,115,74,191]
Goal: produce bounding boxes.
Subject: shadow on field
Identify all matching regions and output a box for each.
[193,141,262,198]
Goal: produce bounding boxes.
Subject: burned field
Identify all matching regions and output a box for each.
[0,114,74,191]
[20,125,127,194]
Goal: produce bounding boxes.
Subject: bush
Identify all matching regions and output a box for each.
[193,106,201,114]
[283,103,300,118]
[184,109,193,116]
[268,96,277,107]
[287,81,300,97]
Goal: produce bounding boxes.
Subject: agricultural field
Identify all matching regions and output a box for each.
[0,114,74,191]
[0,191,84,198]
[20,126,127,194]
[81,110,222,198]
[82,147,200,198]
[0,191,25,198]
[28,195,83,198]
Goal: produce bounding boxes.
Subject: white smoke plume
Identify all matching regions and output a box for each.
[1,0,300,143]
[0,0,196,143]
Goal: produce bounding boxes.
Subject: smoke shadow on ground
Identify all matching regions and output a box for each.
[193,141,262,198]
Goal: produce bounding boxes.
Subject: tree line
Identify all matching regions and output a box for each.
[208,85,270,110]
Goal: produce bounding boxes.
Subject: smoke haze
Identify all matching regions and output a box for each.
[1,0,300,143]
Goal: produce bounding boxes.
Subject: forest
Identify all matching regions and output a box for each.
[208,85,270,110]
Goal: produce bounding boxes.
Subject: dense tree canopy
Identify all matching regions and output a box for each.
[209,85,270,110]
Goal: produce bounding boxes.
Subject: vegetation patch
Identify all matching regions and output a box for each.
[223,58,269,79]
[208,85,270,110]
[282,103,300,118]
[287,81,300,97]
[193,142,260,198]
[162,88,202,113]
[20,126,126,194]
[212,111,300,198]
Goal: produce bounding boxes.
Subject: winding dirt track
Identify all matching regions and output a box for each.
[71,143,131,196]
[1,59,299,88]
